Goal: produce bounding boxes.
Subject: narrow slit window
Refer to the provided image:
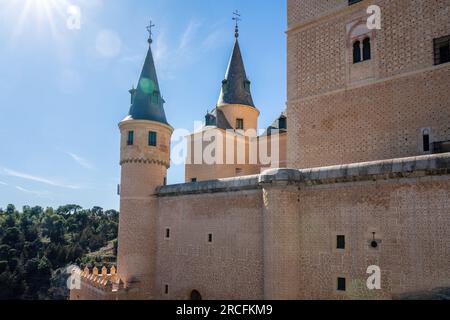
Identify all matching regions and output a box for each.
[423,130,430,152]
[165,285,169,295]
[208,234,213,243]
[165,228,170,239]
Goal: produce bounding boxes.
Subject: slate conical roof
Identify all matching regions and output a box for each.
[217,39,255,108]
[123,37,169,125]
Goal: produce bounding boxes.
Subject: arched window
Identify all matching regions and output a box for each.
[190,290,202,300]
[353,41,361,63]
[363,37,371,61]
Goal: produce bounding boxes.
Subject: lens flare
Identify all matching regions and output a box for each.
[3,0,71,39]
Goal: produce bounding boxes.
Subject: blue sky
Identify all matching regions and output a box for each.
[0,0,287,210]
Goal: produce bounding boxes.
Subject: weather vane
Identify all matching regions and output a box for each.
[146,20,156,43]
[232,10,241,38]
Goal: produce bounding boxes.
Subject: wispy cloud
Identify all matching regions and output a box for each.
[67,152,94,170]
[153,19,203,79]
[1,167,80,189]
[0,181,7,186]
[15,186,50,197]
[179,20,201,51]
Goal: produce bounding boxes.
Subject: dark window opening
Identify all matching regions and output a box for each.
[222,80,228,93]
[165,285,169,295]
[337,278,346,291]
[423,132,430,152]
[191,178,197,183]
[165,228,170,239]
[337,235,346,249]
[148,131,157,147]
[349,0,363,5]
[236,118,244,130]
[244,80,251,92]
[434,35,450,65]
[208,234,213,243]
[151,91,159,104]
[353,41,361,63]
[278,117,287,130]
[190,290,202,300]
[127,131,134,146]
[163,177,167,186]
[363,37,371,61]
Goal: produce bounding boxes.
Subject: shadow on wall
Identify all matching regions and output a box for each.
[393,288,450,300]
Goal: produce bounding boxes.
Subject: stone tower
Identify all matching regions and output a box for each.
[117,30,173,299]
[185,27,261,182]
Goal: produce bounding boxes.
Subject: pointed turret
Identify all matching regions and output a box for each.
[217,38,255,108]
[123,32,169,125]
[118,24,173,298]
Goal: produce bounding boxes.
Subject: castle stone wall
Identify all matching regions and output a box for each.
[154,186,264,300]
[287,0,450,168]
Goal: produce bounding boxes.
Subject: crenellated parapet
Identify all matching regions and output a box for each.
[79,265,124,291]
[70,265,131,300]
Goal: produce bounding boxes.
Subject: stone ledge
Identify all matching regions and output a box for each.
[156,175,260,197]
[156,153,450,197]
[260,153,450,186]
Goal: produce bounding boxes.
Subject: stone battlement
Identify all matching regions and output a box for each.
[74,266,124,293]
[156,153,450,196]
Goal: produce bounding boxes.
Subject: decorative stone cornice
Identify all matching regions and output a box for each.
[120,158,170,168]
[156,153,450,197]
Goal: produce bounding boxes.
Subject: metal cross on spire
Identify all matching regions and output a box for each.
[232,10,241,38]
[146,20,156,44]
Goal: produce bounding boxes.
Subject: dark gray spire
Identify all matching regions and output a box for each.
[123,27,169,125]
[217,39,255,108]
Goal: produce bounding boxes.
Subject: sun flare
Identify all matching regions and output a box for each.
[5,0,71,38]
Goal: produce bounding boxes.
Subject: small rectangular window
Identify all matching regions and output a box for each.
[337,235,346,249]
[163,177,167,186]
[165,228,170,239]
[164,284,169,295]
[148,131,157,147]
[191,178,197,183]
[278,117,287,130]
[236,119,244,130]
[127,131,134,146]
[208,233,213,243]
[337,278,346,291]
[434,35,450,65]
[152,92,159,104]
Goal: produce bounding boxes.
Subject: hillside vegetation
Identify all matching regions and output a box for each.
[0,204,119,300]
